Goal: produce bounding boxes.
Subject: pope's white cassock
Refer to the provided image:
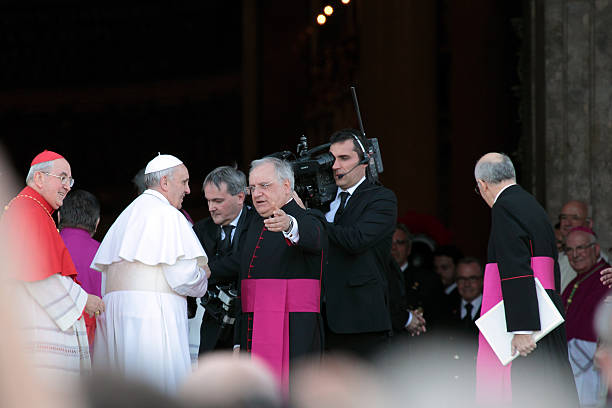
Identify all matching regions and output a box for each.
[91,188,208,394]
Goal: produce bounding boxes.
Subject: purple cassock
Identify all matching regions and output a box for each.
[60,227,102,297]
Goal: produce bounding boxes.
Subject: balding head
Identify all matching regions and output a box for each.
[474,153,516,183]
[179,352,281,408]
[559,200,592,239]
[474,152,516,208]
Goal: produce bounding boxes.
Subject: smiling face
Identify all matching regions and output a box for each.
[566,230,599,275]
[456,262,483,302]
[165,164,190,209]
[330,139,367,190]
[204,182,244,226]
[248,162,291,218]
[35,158,72,210]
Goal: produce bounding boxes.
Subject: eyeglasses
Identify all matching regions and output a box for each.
[558,213,586,222]
[565,242,595,256]
[43,172,74,187]
[246,182,274,195]
[456,276,482,284]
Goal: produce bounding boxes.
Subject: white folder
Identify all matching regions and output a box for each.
[475,277,565,366]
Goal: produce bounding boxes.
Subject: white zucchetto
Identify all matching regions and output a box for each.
[144,154,183,175]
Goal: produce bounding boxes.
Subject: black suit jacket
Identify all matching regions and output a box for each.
[320,181,397,334]
[192,206,254,284]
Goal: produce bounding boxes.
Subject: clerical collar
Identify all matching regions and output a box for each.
[493,183,517,204]
[336,176,366,199]
[400,261,409,272]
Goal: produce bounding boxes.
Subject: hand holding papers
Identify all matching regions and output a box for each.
[475,277,564,365]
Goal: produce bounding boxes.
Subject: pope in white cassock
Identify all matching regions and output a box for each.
[91,154,210,394]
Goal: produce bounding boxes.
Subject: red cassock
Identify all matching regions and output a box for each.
[1,186,94,336]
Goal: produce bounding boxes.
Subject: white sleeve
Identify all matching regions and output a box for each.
[23,274,88,331]
[282,215,300,244]
[162,258,208,297]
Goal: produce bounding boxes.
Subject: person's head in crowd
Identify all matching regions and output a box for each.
[558,200,592,240]
[291,354,392,408]
[143,154,190,210]
[26,150,73,210]
[132,168,146,195]
[455,257,484,302]
[59,190,100,237]
[391,223,412,267]
[203,165,246,227]
[408,234,436,270]
[433,245,464,287]
[566,227,600,275]
[554,222,564,252]
[474,152,516,208]
[84,372,186,408]
[594,298,612,390]
[248,157,293,218]
[329,129,368,190]
[179,352,281,408]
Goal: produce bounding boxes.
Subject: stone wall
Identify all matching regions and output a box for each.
[543,0,612,249]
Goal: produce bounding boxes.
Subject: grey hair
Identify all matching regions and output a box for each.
[203,166,247,196]
[26,161,54,185]
[474,153,516,184]
[250,157,294,191]
[143,166,178,189]
[132,168,146,195]
[396,223,413,243]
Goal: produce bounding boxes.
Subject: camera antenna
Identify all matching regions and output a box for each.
[350,86,366,139]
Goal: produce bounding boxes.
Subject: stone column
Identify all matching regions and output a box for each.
[542,0,612,249]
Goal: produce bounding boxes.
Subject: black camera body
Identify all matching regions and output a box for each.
[201,283,238,327]
[270,134,384,210]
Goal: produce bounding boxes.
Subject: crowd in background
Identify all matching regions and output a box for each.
[2,144,612,408]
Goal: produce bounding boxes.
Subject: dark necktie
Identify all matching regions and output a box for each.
[217,225,235,255]
[463,302,474,323]
[333,192,350,224]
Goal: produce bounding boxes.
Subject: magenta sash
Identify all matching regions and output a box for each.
[241,278,320,391]
[475,257,556,405]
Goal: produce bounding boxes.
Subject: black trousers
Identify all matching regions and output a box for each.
[322,308,390,360]
[198,313,235,354]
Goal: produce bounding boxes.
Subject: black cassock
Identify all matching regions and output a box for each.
[483,184,578,407]
[210,199,327,378]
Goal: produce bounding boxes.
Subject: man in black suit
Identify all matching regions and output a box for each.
[192,165,253,354]
[320,129,402,357]
[474,152,577,407]
[446,257,483,336]
[392,223,443,328]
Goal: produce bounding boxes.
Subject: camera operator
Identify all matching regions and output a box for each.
[320,129,401,357]
[192,165,254,353]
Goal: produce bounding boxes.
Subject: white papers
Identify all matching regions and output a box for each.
[475,277,565,366]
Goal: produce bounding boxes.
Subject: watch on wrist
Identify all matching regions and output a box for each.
[285,217,294,233]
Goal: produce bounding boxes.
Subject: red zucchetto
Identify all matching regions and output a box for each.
[31,150,65,166]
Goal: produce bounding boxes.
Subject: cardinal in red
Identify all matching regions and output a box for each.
[0,150,104,384]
